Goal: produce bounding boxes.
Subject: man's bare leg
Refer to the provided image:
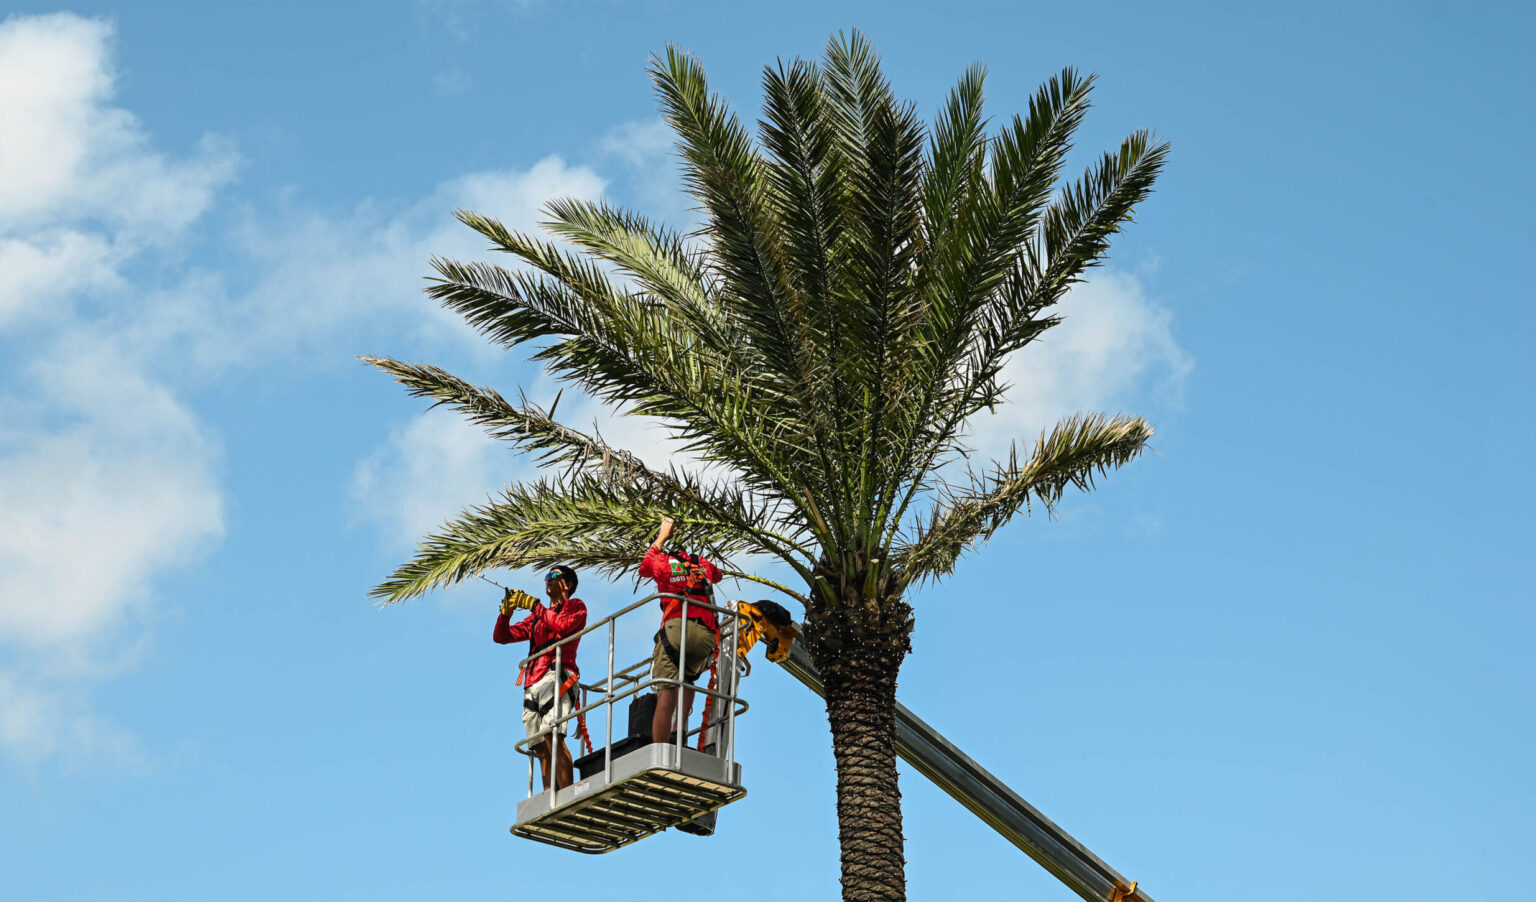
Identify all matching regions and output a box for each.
[532,739,553,790]
[653,687,679,743]
[553,739,573,789]
[652,685,700,744]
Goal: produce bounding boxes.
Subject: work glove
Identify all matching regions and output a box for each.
[500,588,539,617]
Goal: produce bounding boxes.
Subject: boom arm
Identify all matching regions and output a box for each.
[777,637,1152,902]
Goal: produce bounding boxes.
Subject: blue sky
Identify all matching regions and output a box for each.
[1,3,1532,900]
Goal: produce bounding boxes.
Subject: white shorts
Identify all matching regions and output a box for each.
[522,672,578,741]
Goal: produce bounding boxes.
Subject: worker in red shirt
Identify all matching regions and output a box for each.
[494,565,587,790]
[640,517,723,744]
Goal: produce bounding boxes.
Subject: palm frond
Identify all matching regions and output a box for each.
[896,413,1153,585]
[820,31,928,543]
[756,56,860,550]
[427,223,823,512]
[370,476,771,603]
[876,67,1099,540]
[538,198,732,353]
[1026,130,1172,313]
[918,61,988,259]
[650,45,810,386]
[361,355,818,571]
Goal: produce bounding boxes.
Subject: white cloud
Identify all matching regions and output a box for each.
[0,336,221,767]
[0,336,223,654]
[970,269,1192,455]
[0,14,238,237]
[0,13,231,765]
[599,119,673,171]
[0,228,122,326]
[123,155,608,375]
[599,119,688,221]
[351,408,512,549]
[0,670,145,768]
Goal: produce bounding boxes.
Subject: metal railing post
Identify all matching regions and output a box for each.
[725,606,739,771]
[548,646,561,812]
[676,597,688,763]
[605,618,615,781]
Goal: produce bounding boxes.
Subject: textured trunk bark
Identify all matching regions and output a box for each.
[820,632,907,901]
[805,568,913,902]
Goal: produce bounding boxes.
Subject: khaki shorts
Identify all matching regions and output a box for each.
[651,618,717,685]
[522,672,577,741]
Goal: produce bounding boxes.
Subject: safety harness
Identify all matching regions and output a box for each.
[659,549,716,618]
[515,602,594,757]
[654,550,719,672]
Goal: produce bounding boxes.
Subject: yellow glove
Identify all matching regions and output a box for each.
[500,588,539,617]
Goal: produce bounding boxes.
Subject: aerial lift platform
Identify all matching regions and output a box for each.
[509,594,1151,902]
[510,593,748,853]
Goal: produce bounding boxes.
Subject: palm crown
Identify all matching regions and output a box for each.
[366,33,1166,618]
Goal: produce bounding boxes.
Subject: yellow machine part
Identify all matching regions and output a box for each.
[734,602,798,664]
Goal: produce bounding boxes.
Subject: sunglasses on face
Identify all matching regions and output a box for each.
[545,571,564,583]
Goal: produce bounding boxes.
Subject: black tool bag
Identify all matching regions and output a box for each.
[627,692,658,740]
[571,693,667,780]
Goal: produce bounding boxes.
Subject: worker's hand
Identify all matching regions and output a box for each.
[653,516,675,550]
[501,588,539,617]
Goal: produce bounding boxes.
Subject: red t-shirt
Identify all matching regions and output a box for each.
[640,547,723,632]
[493,596,587,685]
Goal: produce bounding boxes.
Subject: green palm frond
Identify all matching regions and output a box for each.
[821,32,928,535]
[878,79,1166,544]
[427,223,822,509]
[370,476,771,603]
[538,198,731,351]
[861,68,1096,549]
[649,45,812,389]
[916,61,988,291]
[361,356,817,577]
[896,414,1153,585]
[939,129,1172,429]
[1026,130,1172,313]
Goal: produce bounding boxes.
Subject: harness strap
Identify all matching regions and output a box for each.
[557,671,594,757]
[523,671,593,756]
[661,597,717,624]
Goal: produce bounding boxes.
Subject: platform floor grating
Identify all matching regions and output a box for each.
[513,768,746,854]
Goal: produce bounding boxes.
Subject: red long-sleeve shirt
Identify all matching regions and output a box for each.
[493,597,587,685]
[640,547,722,632]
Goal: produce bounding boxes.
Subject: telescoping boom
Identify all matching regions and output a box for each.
[777,637,1152,902]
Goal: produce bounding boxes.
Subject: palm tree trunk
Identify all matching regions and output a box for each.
[809,598,912,902]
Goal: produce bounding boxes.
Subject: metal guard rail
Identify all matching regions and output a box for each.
[512,592,750,794]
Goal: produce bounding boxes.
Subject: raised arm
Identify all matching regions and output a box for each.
[650,516,675,551]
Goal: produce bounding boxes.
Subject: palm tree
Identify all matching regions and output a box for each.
[366,31,1166,902]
